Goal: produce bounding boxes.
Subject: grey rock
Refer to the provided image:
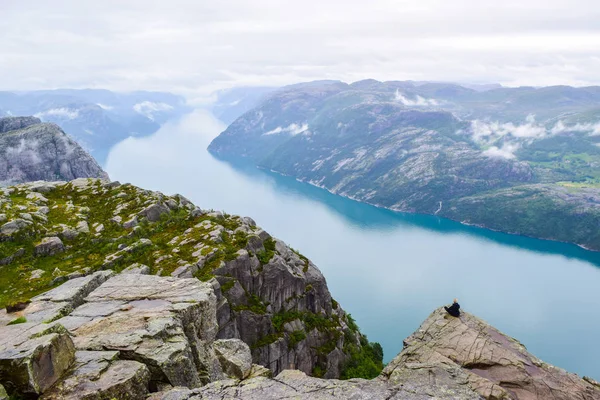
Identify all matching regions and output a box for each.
[34,236,65,256]
[0,324,75,396]
[40,351,150,400]
[121,263,151,275]
[123,215,139,228]
[213,339,253,380]
[1,219,32,236]
[30,269,44,280]
[0,248,25,266]
[139,203,170,222]
[0,214,6,223]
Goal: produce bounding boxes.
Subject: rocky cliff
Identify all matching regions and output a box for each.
[208,80,600,250]
[0,178,380,385]
[2,276,598,400]
[0,117,108,185]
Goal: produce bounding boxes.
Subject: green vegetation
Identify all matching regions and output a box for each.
[256,237,277,265]
[340,316,384,379]
[232,294,267,314]
[7,316,27,325]
[288,330,307,349]
[0,180,254,308]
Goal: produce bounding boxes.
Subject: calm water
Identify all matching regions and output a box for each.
[106,110,600,380]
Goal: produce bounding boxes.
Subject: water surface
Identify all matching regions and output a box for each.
[106,111,600,379]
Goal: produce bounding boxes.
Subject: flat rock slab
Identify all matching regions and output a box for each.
[0,271,116,326]
[57,274,219,388]
[41,351,150,400]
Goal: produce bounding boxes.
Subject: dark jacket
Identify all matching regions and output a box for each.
[445,302,460,317]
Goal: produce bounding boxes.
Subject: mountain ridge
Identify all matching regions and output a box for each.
[208,80,600,250]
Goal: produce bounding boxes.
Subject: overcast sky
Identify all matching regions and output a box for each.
[2,0,600,98]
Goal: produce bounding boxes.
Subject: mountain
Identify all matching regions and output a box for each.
[0,116,108,185]
[0,178,382,383]
[210,86,278,125]
[209,80,600,250]
[0,89,190,163]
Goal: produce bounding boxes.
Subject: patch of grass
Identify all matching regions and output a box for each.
[7,316,27,325]
[288,330,306,349]
[256,238,277,265]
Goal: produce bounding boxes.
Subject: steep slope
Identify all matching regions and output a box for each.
[0,178,381,380]
[209,80,600,250]
[0,117,108,185]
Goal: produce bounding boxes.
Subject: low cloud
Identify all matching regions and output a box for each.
[470,115,547,143]
[34,107,80,120]
[394,90,439,107]
[133,101,174,121]
[551,120,600,135]
[96,103,113,110]
[482,143,520,159]
[264,123,309,136]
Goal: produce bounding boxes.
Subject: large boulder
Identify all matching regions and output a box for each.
[34,236,65,257]
[40,351,151,400]
[138,203,170,222]
[58,274,221,388]
[0,324,75,396]
[213,339,253,380]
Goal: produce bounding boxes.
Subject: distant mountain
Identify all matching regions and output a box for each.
[210,86,278,125]
[209,80,600,250]
[0,116,108,185]
[0,89,190,164]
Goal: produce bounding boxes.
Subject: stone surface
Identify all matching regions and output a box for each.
[41,351,151,400]
[139,203,170,222]
[382,307,600,400]
[213,339,253,380]
[0,324,75,396]
[64,274,221,388]
[34,236,65,256]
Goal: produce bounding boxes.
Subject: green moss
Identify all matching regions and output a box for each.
[256,238,277,265]
[7,316,27,325]
[288,330,307,349]
[251,333,283,349]
[232,294,267,314]
[220,279,235,293]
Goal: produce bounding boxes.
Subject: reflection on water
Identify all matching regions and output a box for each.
[106,111,600,380]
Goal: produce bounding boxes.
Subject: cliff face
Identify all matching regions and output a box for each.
[2,279,598,400]
[0,179,376,385]
[0,117,108,185]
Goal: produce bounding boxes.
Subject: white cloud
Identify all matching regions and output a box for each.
[394,90,439,106]
[1,1,600,95]
[96,103,113,110]
[470,116,547,143]
[133,101,174,120]
[264,123,309,136]
[551,120,600,135]
[482,143,520,159]
[34,107,79,120]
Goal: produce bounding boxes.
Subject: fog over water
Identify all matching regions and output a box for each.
[106,111,600,380]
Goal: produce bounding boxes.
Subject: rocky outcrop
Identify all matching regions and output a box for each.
[150,308,600,400]
[0,178,371,383]
[0,116,108,185]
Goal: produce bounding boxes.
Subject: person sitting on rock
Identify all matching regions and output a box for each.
[444,299,460,317]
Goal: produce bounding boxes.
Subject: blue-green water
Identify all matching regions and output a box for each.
[106,111,600,380]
